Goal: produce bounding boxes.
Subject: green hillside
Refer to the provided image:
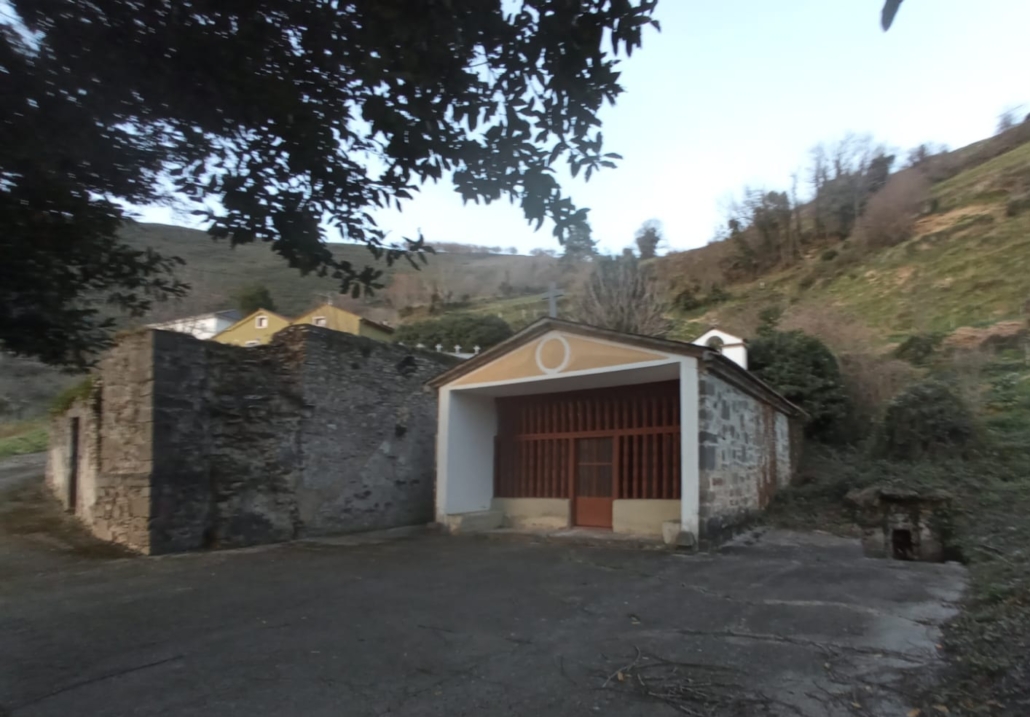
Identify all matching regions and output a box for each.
[122,222,563,323]
[681,139,1030,341]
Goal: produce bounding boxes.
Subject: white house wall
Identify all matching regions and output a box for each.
[679,357,701,538]
[436,389,497,519]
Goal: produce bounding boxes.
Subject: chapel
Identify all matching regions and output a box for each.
[428,318,801,545]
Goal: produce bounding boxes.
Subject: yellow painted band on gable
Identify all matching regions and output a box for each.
[450,332,670,387]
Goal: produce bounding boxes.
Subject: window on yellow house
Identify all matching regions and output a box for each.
[255,315,268,329]
[313,316,327,327]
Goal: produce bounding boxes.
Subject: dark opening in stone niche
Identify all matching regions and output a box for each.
[892,528,914,560]
[847,486,953,562]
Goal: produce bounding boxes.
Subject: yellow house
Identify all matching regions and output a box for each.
[291,304,395,343]
[212,308,290,346]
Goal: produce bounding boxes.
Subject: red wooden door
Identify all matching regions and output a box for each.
[574,437,614,528]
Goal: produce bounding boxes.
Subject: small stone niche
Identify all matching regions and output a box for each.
[847,486,953,562]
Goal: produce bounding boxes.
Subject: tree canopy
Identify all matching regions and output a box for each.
[634,219,663,259]
[877,380,977,461]
[232,284,277,317]
[561,221,598,264]
[1,0,658,367]
[748,329,850,442]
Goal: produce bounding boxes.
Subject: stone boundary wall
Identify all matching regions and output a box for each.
[698,371,799,543]
[46,327,455,554]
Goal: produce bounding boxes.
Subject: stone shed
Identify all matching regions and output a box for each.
[46,326,454,554]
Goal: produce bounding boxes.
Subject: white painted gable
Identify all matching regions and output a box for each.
[692,329,748,370]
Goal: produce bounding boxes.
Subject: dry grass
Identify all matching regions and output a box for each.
[0,420,48,459]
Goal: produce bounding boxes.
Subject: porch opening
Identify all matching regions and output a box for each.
[493,380,681,529]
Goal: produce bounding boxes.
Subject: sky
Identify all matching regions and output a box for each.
[140,1,1030,255]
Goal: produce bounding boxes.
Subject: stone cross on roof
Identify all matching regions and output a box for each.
[539,282,566,318]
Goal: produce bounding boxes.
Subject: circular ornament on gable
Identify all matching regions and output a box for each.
[535,335,571,374]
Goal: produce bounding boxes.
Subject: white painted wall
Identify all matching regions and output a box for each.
[692,329,748,370]
[435,389,498,519]
[149,314,238,341]
[679,356,700,537]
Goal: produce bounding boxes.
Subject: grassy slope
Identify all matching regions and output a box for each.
[667,139,1030,342]
[0,420,48,459]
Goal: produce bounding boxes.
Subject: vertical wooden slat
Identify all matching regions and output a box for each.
[567,437,576,503]
[674,431,681,498]
[547,439,554,497]
[539,439,545,498]
[520,439,527,497]
[613,434,621,499]
[544,439,550,498]
[527,439,534,497]
[626,430,634,498]
[641,433,648,499]
[557,440,563,499]
[651,432,658,499]
[534,440,541,497]
[513,440,520,496]
[662,433,671,499]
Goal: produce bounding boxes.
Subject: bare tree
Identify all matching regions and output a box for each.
[853,169,930,249]
[789,171,804,251]
[573,255,670,337]
[808,144,829,238]
[996,106,1022,135]
[904,142,948,168]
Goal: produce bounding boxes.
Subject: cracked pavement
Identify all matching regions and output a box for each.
[0,464,966,716]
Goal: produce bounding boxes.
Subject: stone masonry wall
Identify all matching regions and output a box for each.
[46,393,100,520]
[47,326,454,554]
[46,332,157,552]
[147,330,307,553]
[295,329,445,534]
[93,332,156,552]
[698,371,797,543]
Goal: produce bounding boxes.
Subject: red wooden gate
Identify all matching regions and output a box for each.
[494,381,681,527]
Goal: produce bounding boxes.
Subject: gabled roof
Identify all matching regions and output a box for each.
[214,307,290,334]
[295,303,395,334]
[692,328,747,348]
[427,317,802,417]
